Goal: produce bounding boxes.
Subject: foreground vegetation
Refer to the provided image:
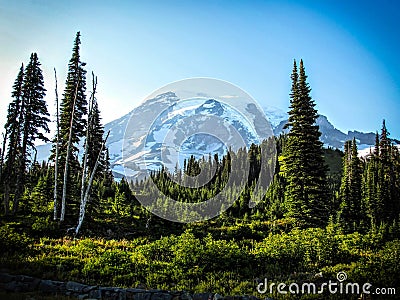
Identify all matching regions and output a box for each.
[1,217,399,299]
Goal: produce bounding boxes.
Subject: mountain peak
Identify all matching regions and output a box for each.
[316,114,335,130]
[195,99,225,115]
[144,91,178,105]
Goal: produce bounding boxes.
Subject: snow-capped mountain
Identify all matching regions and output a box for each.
[111,92,272,179]
[100,93,382,179]
[36,91,392,179]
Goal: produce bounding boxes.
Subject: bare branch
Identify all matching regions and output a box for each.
[75,130,110,236]
[53,68,60,220]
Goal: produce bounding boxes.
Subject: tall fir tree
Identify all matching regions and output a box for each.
[339,140,351,222]
[374,131,380,157]
[363,120,400,226]
[349,139,362,220]
[364,152,380,225]
[2,64,25,215]
[52,31,87,221]
[282,61,303,223]
[13,53,50,213]
[339,138,363,231]
[378,120,391,222]
[21,53,50,146]
[283,59,329,227]
[378,120,399,222]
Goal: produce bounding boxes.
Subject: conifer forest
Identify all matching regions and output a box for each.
[0,32,399,300]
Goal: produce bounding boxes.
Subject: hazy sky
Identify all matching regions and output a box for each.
[0,0,399,138]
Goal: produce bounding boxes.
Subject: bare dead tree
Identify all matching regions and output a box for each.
[80,73,97,206]
[0,132,7,180]
[53,68,60,220]
[75,130,110,236]
[0,132,7,215]
[2,130,11,216]
[60,78,80,222]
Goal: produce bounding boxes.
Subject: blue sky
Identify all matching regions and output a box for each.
[0,0,399,138]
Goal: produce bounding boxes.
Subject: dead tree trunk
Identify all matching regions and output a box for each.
[75,130,109,236]
[53,68,60,220]
[1,132,8,215]
[80,73,96,206]
[60,78,80,222]
[3,141,13,216]
[0,132,7,179]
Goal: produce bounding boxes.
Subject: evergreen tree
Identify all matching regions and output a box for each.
[12,53,49,213]
[31,173,51,213]
[51,32,87,221]
[364,153,380,224]
[282,60,303,223]
[377,120,392,222]
[248,143,260,185]
[374,131,380,157]
[379,120,390,164]
[349,139,362,221]
[339,139,362,231]
[363,120,400,225]
[283,59,329,227]
[339,140,351,223]
[59,31,87,151]
[2,64,24,215]
[20,53,50,146]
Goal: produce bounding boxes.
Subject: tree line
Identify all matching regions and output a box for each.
[0,32,399,235]
[0,32,113,235]
[135,59,400,232]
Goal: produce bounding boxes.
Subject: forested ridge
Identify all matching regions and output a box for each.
[0,32,399,299]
